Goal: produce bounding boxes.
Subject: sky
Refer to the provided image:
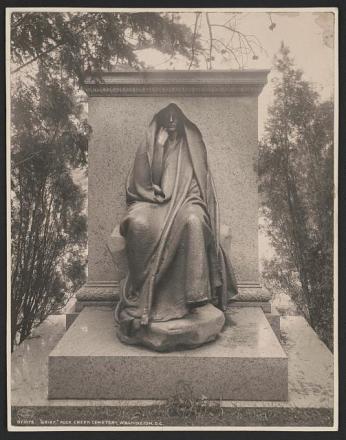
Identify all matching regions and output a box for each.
[136,11,335,137]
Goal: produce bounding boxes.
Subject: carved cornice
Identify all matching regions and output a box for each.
[83,70,270,97]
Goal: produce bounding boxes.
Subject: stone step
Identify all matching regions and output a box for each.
[48,306,288,401]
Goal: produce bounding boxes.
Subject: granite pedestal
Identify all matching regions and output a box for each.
[48,306,288,401]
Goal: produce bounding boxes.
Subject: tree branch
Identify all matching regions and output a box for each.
[188,12,201,70]
[212,38,241,68]
[211,23,259,58]
[11,18,97,75]
[206,13,213,70]
[11,13,29,31]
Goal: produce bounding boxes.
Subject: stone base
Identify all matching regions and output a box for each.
[12,314,334,428]
[117,304,225,352]
[48,306,288,401]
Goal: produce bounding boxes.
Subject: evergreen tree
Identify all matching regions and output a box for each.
[259,43,334,350]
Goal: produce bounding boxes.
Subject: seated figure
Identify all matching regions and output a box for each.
[114,103,238,350]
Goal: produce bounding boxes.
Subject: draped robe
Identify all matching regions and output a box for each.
[115,104,237,336]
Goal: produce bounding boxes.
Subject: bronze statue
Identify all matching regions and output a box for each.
[114,103,237,351]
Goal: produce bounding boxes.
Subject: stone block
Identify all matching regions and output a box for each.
[48,306,287,401]
[228,301,271,313]
[75,300,115,312]
[75,282,119,301]
[265,307,281,339]
[60,297,79,329]
[61,297,77,314]
[75,282,119,310]
[234,286,272,302]
[65,313,79,330]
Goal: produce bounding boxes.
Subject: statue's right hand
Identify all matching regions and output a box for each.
[153,184,165,198]
[157,127,169,147]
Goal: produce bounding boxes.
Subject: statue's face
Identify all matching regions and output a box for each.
[163,108,180,133]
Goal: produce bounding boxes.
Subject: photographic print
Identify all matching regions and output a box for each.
[7,7,338,431]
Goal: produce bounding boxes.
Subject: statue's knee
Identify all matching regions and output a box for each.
[129,214,149,232]
[185,209,202,229]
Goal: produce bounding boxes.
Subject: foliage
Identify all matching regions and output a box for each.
[259,43,334,350]
[11,12,197,77]
[10,11,268,74]
[10,12,197,350]
[11,65,89,350]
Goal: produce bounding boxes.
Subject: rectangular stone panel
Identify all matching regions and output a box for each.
[88,96,259,284]
[48,307,288,401]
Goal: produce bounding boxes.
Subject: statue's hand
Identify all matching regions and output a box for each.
[157,127,169,147]
[153,184,165,197]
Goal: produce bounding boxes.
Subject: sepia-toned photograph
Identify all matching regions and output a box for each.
[7,7,338,431]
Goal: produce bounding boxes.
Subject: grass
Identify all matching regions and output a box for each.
[12,381,333,428]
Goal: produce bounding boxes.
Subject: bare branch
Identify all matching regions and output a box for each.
[211,23,256,55]
[188,12,201,70]
[197,14,266,69]
[13,150,44,167]
[212,38,241,69]
[206,13,213,70]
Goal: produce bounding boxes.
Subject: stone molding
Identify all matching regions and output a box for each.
[83,70,270,97]
[232,286,272,302]
[75,282,271,303]
[75,283,119,301]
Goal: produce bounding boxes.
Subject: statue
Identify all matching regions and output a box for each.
[114,103,238,351]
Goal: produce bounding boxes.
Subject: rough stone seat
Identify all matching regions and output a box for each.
[117,303,226,352]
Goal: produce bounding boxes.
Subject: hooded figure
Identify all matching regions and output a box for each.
[115,103,237,340]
